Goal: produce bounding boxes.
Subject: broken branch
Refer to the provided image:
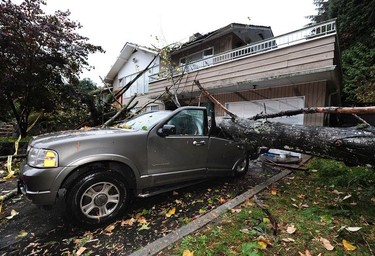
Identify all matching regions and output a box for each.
[194,80,237,119]
[249,106,375,121]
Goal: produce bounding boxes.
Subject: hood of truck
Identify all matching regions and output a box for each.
[28,128,143,149]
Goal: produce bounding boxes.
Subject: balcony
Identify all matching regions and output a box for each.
[148,19,339,97]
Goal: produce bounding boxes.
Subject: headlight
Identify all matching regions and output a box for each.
[27,148,59,168]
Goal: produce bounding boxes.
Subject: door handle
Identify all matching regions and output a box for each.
[193,140,206,146]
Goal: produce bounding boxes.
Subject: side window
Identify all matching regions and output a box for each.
[167,109,205,135]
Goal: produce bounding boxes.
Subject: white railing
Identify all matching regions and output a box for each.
[149,19,336,82]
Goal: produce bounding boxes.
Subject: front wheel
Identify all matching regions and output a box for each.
[66,171,128,226]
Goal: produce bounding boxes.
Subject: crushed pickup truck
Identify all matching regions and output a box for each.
[18,106,248,225]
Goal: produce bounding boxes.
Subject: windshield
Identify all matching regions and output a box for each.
[118,111,171,131]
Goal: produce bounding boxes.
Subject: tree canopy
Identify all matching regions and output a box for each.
[309,0,375,104]
[0,0,104,137]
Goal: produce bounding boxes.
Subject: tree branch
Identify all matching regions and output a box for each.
[101,94,138,128]
[194,80,237,120]
[249,106,375,121]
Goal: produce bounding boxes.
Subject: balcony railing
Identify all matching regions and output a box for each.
[149,19,336,82]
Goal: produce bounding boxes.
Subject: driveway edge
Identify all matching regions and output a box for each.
[130,169,292,256]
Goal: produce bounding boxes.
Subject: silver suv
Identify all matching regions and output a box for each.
[18,107,248,225]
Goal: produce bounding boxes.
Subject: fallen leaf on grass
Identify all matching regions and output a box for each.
[219,197,226,204]
[271,187,277,195]
[281,238,295,242]
[291,202,309,209]
[286,225,296,234]
[342,239,357,251]
[0,203,2,214]
[343,194,352,201]
[182,249,194,256]
[263,217,270,224]
[297,194,305,199]
[345,227,362,232]
[257,241,267,249]
[17,230,28,238]
[332,189,344,195]
[198,208,206,214]
[6,209,19,219]
[243,199,254,207]
[240,228,251,234]
[319,237,334,250]
[298,249,315,256]
[166,207,176,217]
[258,236,273,246]
[230,208,241,213]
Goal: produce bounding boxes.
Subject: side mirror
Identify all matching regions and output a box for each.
[157,124,176,137]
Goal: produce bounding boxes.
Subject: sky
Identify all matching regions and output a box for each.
[42,0,317,86]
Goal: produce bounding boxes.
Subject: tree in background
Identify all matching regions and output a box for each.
[0,0,104,137]
[79,78,115,127]
[309,0,375,104]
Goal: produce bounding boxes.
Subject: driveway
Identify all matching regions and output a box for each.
[0,160,281,255]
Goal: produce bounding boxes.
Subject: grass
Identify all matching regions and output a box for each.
[160,158,375,255]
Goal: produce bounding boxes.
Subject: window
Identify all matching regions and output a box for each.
[179,47,214,68]
[146,105,159,112]
[167,109,205,135]
[120,72,149,98]
[203,48,213,57]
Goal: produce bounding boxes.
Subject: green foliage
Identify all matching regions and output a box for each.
[0,0,104,137]
[23,78,113,134]
[307,158,375,189]
[308,0,375,104]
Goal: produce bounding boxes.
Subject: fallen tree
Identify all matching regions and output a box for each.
[220,118,375,166]
[194,80,375,167]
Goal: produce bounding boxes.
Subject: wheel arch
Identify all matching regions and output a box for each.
[60,160,137,193]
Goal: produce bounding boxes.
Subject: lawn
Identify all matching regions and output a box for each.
[159,158,375,256]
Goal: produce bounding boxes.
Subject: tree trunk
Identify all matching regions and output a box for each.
[194,79,375,167]
[219,118,375,166]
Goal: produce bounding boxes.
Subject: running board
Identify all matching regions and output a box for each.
[137,180,205,198]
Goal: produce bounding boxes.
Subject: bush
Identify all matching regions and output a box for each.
[307,158,375,189]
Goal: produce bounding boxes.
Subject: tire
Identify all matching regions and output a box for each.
[234,155,249,177]
[66,171,128,226]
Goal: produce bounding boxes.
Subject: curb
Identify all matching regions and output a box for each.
[130,169,292,256]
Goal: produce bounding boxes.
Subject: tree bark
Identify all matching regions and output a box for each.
[249,106,375,121]
[219,118,375,166]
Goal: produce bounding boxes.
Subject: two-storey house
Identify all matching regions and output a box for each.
[105,19,341,126]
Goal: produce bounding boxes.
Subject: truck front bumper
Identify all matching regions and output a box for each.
[18,164,64,205]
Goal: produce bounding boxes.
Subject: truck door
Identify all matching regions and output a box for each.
[147,108,209,185]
